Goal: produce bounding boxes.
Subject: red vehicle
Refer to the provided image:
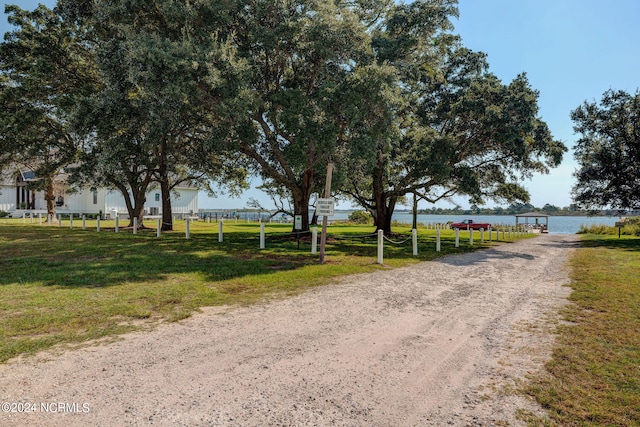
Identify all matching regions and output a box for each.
[450,219,491,230]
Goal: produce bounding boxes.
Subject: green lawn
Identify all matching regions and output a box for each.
[0,218,522,362]
[524,235,640,426]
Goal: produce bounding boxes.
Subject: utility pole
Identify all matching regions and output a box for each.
[319,161,334,264]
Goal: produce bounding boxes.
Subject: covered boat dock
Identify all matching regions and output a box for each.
[515,212,549,233]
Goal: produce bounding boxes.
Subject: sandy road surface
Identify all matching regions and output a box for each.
[0,234,577,426]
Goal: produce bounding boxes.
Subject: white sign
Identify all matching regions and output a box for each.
[294,215,302,230]
[316,198,335,216]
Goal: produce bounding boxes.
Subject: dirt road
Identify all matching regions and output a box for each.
[0,234,577,426]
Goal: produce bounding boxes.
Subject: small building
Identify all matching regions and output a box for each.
[0,168,198,218]
[515,212,549,233]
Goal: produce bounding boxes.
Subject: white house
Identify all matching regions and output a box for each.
[0,168,198,218]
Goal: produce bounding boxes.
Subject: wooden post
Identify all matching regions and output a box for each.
[69,213,73,229]
[455,228,460,248]
[185,217,190,239]
[157,218,161,237]
[97,217,101,232]
[218,220,223,243]
[377,229,384,264]
[436,229,441,252]
[480,227,485,243]
[319,162,334,264]
[82,215,86,230]
[133,217,138,234]
[115,215,119,233]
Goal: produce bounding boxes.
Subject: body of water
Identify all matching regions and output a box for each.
[333,212,621,234]
[199,209,621,234]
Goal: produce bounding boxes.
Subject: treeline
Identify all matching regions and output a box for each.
[419,203,622,216]
[0,1,566,233]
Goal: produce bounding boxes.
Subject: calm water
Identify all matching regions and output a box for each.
[200,210,621,234]
[333,212,620,234]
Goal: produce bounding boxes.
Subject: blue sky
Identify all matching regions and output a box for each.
[2,0,639,210]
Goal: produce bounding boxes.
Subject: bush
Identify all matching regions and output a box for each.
[577,221,640,236]
[0,211,8,218]
[348,210,372,224]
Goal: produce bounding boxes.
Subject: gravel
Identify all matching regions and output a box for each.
[0,234,578,426]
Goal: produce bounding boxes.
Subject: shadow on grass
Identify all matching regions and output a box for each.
[578,234,640,252]
[0,226,316,288]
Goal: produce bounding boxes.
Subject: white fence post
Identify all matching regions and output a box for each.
[69,213,73,229]
[82,215,86,230]
[97,217,101,232]
[218,220,223,243]
[185,217,190,239]
[489,226,492,241]
[39,213,42,225]
[311,226,317,254]
[412,229,418,256]
[455,228,460,248]
[133,217,137,235]
[157,218,161,237]
[377,229,384,264]
[260,223,266,249]
[436,229,441,252]
[469,228,474,246]
[58,214,62,227]
[480,227,485,243]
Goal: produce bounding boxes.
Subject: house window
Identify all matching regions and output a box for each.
[155,193,160,202]
[92,188,98,205]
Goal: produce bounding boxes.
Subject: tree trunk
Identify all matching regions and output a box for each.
[129,192,146,228]
[44,177,56,220]
[161,178,173,231]
[292,191,310,232]
[291,168,315,232]
[372,189,397,235]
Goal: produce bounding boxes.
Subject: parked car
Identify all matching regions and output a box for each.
[450,219,491,230]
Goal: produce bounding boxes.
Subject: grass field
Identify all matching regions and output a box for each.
[0,218,524,363]
[524,234,640,426]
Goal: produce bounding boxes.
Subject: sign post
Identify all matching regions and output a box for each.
[319,162,334,264]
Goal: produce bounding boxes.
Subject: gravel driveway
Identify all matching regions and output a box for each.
[0,234,577,426]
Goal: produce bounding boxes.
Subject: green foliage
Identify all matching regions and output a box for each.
[0,4,97,215]
[578,217,640,236]
[572,89,640,211]
[348,210,372,224]
[2,0,566,236]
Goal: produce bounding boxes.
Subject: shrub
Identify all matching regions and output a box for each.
[0,211,8,218]
[348,210,372,224]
